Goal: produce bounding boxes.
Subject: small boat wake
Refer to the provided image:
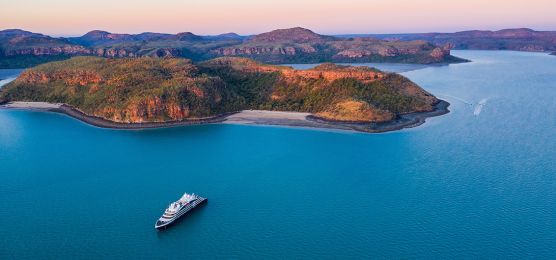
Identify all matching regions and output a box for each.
[436,94,474,106]
[473,98,488,116]
[436,94,489,116]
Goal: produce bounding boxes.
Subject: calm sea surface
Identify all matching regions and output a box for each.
[1,51,555,258]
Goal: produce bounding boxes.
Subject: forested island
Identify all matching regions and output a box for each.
[0,56,448,132]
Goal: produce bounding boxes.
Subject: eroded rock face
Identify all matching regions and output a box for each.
[279,64,384,83]
[429,48,446,59]
[212,46,307,56]
[316,100,394,122]
[95,97,191,123]
[4,46,183,59]
[208,58,384,83]
[4,46,90,56]
[96,48,134,58]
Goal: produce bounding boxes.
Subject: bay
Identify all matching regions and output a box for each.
[1,51,555,258]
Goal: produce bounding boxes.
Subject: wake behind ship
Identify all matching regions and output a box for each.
[155,193,207,230]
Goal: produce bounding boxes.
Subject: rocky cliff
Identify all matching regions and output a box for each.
[1,56,438,123]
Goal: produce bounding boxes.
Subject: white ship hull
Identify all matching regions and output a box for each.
[155,194,207,230]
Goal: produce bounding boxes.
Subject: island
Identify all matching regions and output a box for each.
[358,28,556,53]
[0,27,466,69]
[0,56,449,132]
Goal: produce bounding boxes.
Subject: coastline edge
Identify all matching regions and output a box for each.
[0,100,450,133]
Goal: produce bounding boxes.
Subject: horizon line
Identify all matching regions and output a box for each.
[3,26,556,38]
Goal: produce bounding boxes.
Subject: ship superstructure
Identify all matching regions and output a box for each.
[155,193,207,230]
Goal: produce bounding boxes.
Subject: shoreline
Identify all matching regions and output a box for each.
[0,102,232,129]
[0,100,450,133]
[307,100,450,133]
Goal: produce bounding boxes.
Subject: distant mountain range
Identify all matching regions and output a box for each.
[3,27,554,69]
[0,27,464,68]
[339,28,556,52]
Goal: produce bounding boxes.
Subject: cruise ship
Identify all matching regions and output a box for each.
[155,193,207,230]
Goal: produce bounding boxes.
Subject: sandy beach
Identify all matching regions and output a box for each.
[1,101,62,109]
[222,110,352,130]
[0,101,450,133]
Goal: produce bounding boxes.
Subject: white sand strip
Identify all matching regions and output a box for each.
[1,101,62,109]
[224,110,311,124]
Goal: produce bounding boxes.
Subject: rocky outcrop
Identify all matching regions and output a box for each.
[280,63,384,83]
[95,97,190,123]
[429,46,451,60]
[203,58,384,83]
[212,46,300,56]
[315,100,394,122]
[91,48,136,58]
[3,46,90,56]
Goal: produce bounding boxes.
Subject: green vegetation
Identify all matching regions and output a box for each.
[1,56,437,123]
[0,57,243,121]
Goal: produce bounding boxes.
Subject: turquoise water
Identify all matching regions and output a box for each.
[1,51,555,258]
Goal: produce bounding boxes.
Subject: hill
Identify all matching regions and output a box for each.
[355,28,556,52]
[248,27,335,43]
[0,29,89,68]
[0,27,466,68]
[0,56,439,124]
[211,27,465,64]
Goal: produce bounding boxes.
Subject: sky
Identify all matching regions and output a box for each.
[2,0,555,36]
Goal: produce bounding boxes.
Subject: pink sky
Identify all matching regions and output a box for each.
[2,0,555,36]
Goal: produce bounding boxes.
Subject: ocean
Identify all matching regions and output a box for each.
[1,50,555,258]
